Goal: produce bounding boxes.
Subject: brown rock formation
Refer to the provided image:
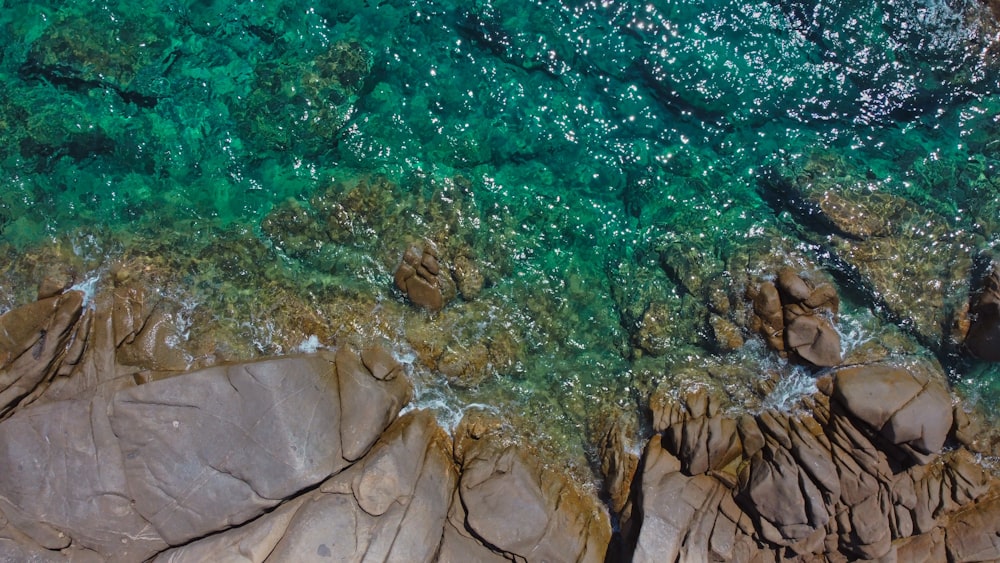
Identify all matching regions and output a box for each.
[395,240,450,311]
[447,412,612,562]
[749,267,842,367]
[0,290,84,418]
[966,265,1000,361]
[155,409,457,562]
[626,360,1000,561]
[0,288,611,562]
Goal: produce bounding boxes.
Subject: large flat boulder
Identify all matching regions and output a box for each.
[154,409,455,562]
[0,348,411,560]
[0,395,166,561]
[832,363,952,455]
[110,352,410,545]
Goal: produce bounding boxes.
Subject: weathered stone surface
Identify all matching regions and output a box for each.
[437,488,512,563]
[661,407,742,477]
[453,413,612,563]
[945,493,1000,562]
[599,417,639,515]
[832,363,952,455]
[395,241,447,311]
[633,438,735,562]
[154,410,456,563]
[110,352,409,546]
[0,291,84,417]
[0,394,167,561]
[2,280,999,563]
[966,266,1000,361]
[894,527,947,563]
[627,376,998,562]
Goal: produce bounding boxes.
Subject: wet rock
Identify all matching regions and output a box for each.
[259,198,326,260]
[965,265,1000,360]
[750,280,785,351]
[404,298,522,388]
[598,416,640,515]
[451,254,484,300]
[37,274,72,300]
[0,291,84,417]
[785,314,842,367]
[113,283,191,372]
[832,363,952,456]
[451,412,612,563]
[395,241,447,311]
[761,153,977,352]
[709,314,744,352]
[749,268,842,367]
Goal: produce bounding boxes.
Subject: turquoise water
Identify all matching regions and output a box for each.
[2,0,1000,469]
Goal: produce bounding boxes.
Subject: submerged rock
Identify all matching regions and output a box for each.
[966,265,1000,361]
[760,153,977,353]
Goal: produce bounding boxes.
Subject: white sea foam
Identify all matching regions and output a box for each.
[297,335,323,353]
[400,389,498,434]
[69,275,100,309]
[762,367,817,412]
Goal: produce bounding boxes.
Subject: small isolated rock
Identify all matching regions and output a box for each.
[785,315,842,367]
[750,268,841,367]
[395,241,446,311]
[452,254,484,300]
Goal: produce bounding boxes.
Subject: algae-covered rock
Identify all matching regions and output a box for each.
[761,152,977,353]
[966,265,1000,361]
[236,41,371,154]
[23,10,176,103]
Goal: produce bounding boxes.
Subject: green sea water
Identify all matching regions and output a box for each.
[2,0,1000,469]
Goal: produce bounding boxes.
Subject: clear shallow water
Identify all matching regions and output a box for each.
[1,0,1000,468]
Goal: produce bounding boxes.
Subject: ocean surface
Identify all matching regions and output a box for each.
[1,0,1000,470]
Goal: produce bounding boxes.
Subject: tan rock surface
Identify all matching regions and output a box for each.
[0,291,84,417]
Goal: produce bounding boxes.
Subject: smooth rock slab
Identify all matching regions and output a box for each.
[0,395,166,561]
[832,363,952,455]
[155,410,455,563]
[109,352,410,546]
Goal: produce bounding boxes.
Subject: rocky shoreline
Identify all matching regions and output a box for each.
[1,263,1000,562]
